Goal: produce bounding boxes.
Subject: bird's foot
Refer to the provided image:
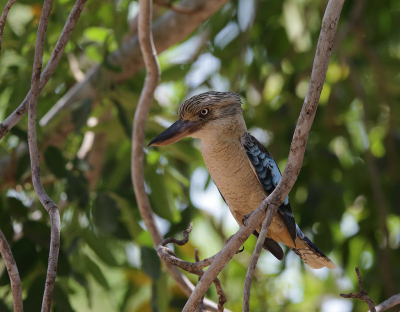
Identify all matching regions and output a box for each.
[225,235,244,254]
[242,211,254,226]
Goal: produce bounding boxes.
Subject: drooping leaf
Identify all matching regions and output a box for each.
[44,146,67,178]
[84,255,110,290]
[81,230,118,267]
[140,246,161,281]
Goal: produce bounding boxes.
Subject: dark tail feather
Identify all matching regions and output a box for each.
[252,231,284,260]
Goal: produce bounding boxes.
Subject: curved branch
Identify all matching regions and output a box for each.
[0,0,17,57]
[0,229,23,312]
[157,222,219,272]
[182,0,345,310]
[0,0,88,139]
[130,1,227,312]
[26,1,61,311]
[157,224,226,312]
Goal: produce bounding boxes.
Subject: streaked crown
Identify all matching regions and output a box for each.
[178,91,241,120]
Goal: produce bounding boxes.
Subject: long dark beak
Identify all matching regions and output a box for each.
[148,119,201,146]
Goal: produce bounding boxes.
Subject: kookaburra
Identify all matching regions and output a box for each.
[149,91,335,269]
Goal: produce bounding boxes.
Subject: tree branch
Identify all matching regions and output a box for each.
[26,1,62,311]
[182,0,345,310]
[340,267,376,312]
[0,0,17,57]
[0,0,88,139]
[372,294,400,312]
[37,0,231,127]
[130,1,228,311]
[242,205,277,312]
[0,228,23,312]
[158,223,227,312]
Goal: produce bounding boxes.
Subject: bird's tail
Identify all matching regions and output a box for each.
[292,225,336,269]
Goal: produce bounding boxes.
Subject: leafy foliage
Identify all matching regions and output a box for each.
[0,0,399,311]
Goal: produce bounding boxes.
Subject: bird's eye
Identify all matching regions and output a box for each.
[200,108,209,116]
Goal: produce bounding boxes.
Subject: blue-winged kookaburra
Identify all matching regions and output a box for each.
[149,91,335,269]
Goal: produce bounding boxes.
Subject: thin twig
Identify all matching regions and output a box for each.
[0,0,88,139]
[0,0,17,57]
[26,1,61,311]
[157,223,219,272]
[340,268,376,312]
[372,294,400,312]
[158,224,227,312]
[130,1,229,312]
[242,204,277,312]
[0,228,23,312]
[182,0,345,310]
[194,249,206,312]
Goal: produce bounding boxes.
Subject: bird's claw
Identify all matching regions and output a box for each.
[236,246,244,254]
[242,211,254,226]
[225,235,244,254]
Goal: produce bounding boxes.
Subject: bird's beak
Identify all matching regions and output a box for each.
[148,119,201,146]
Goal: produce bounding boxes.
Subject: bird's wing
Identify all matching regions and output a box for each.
[216,185,284,260]
[241,133,297,245]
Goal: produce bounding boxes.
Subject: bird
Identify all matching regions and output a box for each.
[149,91,335,269]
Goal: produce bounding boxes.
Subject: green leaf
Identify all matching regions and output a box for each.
[53,283,76,312]
[113,100,132,139]
[103,58,123,73]
[93,193,119,234]
[141,246,161,281]
[84,255,110,290]
[7,197,28,221]
[44,146,67,178]
[81,230,118,267]
[14,152,30,182]
[24,275,46,312]
[108,192,143,239]
[23,221,51,248]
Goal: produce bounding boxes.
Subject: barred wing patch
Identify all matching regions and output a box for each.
[241,133,297,245]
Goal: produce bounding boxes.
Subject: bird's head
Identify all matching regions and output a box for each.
[148,91,243,146]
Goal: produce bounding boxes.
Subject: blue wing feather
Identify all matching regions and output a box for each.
[241,133,297,245]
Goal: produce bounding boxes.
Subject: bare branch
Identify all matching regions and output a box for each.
[182,0,345,310]
[130,3,228,311]
[0,0,17,57]
[131,0,161,251]
[158,224,227,312]
[0,228,23,312]
[0,0,88,139]
[340,268,376,312]
[242,206,277,312]
[372,294,400,312]
[194,249,206,312]
[157,222,219,272]
[26,1,62,311]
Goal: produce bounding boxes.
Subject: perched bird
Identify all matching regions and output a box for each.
[149,91,335,269]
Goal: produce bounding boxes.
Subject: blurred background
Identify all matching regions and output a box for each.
[0,0,400,311]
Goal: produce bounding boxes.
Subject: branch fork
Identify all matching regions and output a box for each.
[158,223,227,312]
[340,267,376,312]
